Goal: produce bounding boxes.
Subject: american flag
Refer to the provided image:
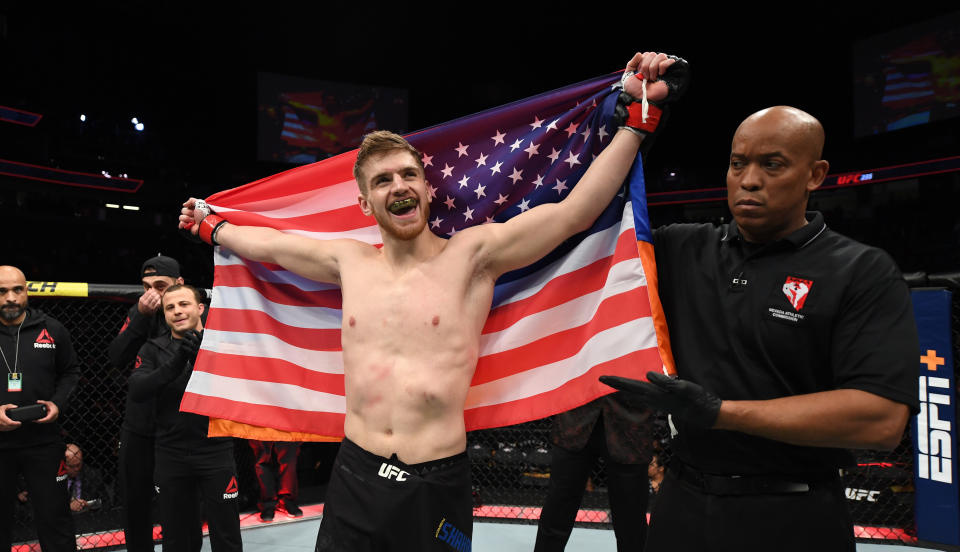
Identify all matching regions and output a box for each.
[181,72,667,440]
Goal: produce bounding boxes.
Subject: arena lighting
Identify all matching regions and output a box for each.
[131,117,138,124]
[105,203,120,209]
[80,114,86,122]
[135,122,144,131]
[122,205,139,211]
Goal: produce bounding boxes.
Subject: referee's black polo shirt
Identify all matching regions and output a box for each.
[652,212,919,476]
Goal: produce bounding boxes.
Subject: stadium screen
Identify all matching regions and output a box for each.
[853,11,960,137]
[257,72,409,164]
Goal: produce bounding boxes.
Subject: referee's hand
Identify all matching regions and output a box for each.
[600,372,722,428]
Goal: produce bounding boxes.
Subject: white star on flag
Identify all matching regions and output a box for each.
[430,216,443,229]
[548,148,561,162]
[463,206,475,221]
[441,164,454,178]
[490,161,503,175]
[529,116,544,130]
[564,151,581,168]
[508,168,523,184]
[475,153,488,167]
[458,175,470,189]
[422,153,433,167]
[517,198,531,212]
[491,130,506,145]
[509,138,523,152]
[524,142,540,158]
[443,195,456,209]
[553,178,568,194]
[474,184,486,199]
[455,142,469,157]
[565,123,579,137]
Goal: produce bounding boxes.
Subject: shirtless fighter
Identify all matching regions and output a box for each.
[181,51,687,551]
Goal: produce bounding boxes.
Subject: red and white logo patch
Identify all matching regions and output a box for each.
[223,476,239,499]
[56,460,68,482]
[34,329,56,349]
[782,276,813,311]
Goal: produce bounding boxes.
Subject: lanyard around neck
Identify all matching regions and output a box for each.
[0,318,25,375]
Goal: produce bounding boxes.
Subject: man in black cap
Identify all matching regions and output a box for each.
[108,255,184,552]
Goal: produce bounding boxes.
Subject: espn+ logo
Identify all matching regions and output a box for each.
[917,349,952,484]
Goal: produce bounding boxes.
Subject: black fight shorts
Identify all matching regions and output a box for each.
[315,438,473,552]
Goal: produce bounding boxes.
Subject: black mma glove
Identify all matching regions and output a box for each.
[599,371,721,428]
[612,55,690,138]
[180,330,203,366]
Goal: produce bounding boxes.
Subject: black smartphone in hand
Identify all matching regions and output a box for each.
[7,404,47,422]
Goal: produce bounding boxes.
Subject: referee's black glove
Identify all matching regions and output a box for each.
[599,372,722,428]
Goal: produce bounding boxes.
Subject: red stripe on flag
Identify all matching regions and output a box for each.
[193,351,344,393]
[473,286,651,384]
[465,348,661,431]
[484,230,640,334]
[180,392,347,437]
[204,308,342,351]
[209,151,358,207]
[219,205,374,233]
[215,265,343,308]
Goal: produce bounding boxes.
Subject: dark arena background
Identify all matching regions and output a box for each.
[2,3,959,551]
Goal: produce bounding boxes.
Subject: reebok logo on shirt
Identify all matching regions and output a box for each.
[223,476,239,499]
[34,329,56,349]
[56,460,68,482]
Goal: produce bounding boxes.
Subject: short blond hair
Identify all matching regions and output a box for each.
[353,130,424,193]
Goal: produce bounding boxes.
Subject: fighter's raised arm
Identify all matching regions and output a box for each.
[472,52,688,278]
[179,198,363,285]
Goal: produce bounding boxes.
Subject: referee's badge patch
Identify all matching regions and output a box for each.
[782,276,813,311]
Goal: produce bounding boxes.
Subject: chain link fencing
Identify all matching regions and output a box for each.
[11,274,959,548]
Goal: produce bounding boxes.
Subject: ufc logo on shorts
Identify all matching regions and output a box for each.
[378,462,409,481]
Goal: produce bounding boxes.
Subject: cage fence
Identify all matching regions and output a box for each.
[11,277,958,548]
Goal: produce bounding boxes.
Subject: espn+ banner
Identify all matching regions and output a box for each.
[912,288,958,545]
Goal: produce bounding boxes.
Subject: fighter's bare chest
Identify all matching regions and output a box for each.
[339,261,481,334]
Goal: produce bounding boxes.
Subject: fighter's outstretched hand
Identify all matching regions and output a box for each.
[600,372,721,428]
[613,52,689,140]
[179,198,226,245]
[178,197,205,236]
[623,52,674,102]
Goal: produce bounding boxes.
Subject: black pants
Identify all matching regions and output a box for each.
[645,470,855,552]
[0,443,76,552]
[315,438,473,552]
[156,454,242,552]
[534,422,649,552]
[119,429,157,552]
[249,440,300,511]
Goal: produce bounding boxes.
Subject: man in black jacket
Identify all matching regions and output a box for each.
[129,284,242,552]
[108,254,184,551]
[0,265,79,552]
